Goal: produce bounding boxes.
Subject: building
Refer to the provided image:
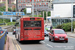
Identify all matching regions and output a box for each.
[0,0,6,3]
[18,0,53,12]
[51,0,75,27]
[0,0,16,4]
[0,3,5,7]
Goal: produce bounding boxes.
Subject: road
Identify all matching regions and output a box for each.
[8,32,75,50]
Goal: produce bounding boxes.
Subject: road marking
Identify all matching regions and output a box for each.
[17,44,21,50]
[8,36,21,50]
[47,44,53,48]
[41,41,45,43]
[45,37,49,39]
[16,45,19,50]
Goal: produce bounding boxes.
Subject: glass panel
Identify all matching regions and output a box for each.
[54,30,65,34]
[24,21,41,27]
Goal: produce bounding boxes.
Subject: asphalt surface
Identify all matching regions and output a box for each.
[8,32,75,50]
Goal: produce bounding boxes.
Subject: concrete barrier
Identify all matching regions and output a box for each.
[0,31,7,50]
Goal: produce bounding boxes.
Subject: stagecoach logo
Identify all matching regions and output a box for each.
[36,19,41,20]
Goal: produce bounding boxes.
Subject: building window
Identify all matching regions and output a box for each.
[44,5,46,6]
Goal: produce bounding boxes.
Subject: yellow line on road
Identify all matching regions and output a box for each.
[16,45,19,50]
[17,44,21,50]
[8,36,21,50]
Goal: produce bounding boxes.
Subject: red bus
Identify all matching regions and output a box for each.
[14,17,44,42]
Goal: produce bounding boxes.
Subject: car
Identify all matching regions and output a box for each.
[0,27,8,34]
[0,27,2,30]
[44,29,49,36]
[0,27,3,34]
[45,26,50,31]
[49,29,68,43]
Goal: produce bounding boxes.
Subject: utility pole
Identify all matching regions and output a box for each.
[36,0,38,17]
[32,0,34,17]
[16,0,18,12]
[6,0,8,11]
[71,0,73,33]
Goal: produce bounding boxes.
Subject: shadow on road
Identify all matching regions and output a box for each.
[52,41,68,43]
[18,41,43,45]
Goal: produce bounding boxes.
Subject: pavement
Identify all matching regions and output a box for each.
[4,35,15,50]
[4,32,75,50]
[66,32,75,38]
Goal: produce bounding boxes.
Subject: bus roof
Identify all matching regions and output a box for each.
[16,17,43,22]
[22,17,43,19]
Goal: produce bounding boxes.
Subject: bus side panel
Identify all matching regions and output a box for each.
[41,18,44,40]
[20,18,24,41]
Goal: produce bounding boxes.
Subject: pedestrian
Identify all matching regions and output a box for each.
[50,26,53,30]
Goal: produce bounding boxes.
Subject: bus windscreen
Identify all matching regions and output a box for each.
[24,21,41,27]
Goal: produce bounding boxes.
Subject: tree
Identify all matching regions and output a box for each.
[8,8,12,12]
[41,11,51,20]
[41,11,46,20]
[0,12,2,15]
[0,6,5,11]
[48,11,51,16]
[24,8,26,14]
[44,11,46,20]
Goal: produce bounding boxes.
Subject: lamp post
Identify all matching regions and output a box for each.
[16,0,18,12]
[71,0,73,33]
[6,0,8,11]
[32,0,34,17]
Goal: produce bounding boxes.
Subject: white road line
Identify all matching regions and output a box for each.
[47,44,53,48]
[41,41,45,43]
[45,37,49,39]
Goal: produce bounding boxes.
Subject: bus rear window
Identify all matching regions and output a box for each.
[24,21,41,27]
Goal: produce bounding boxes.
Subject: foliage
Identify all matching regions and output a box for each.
[12,3,14,4]
[41,11,51,20]
[48,11,51,16]
[24,8,26,14]
[4,19,10,23]
[0,19,3,23]
[0,19,10,23]
[56,22,75,32]
[7,22,16,25]
[8,8,12,12]
[29,15,42,17]
[2,2,5,3]
[0,6,12,11]
[0,6,5,11]
[38,15,42,17]
[56,25,62,29]
[0,12,2,15]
